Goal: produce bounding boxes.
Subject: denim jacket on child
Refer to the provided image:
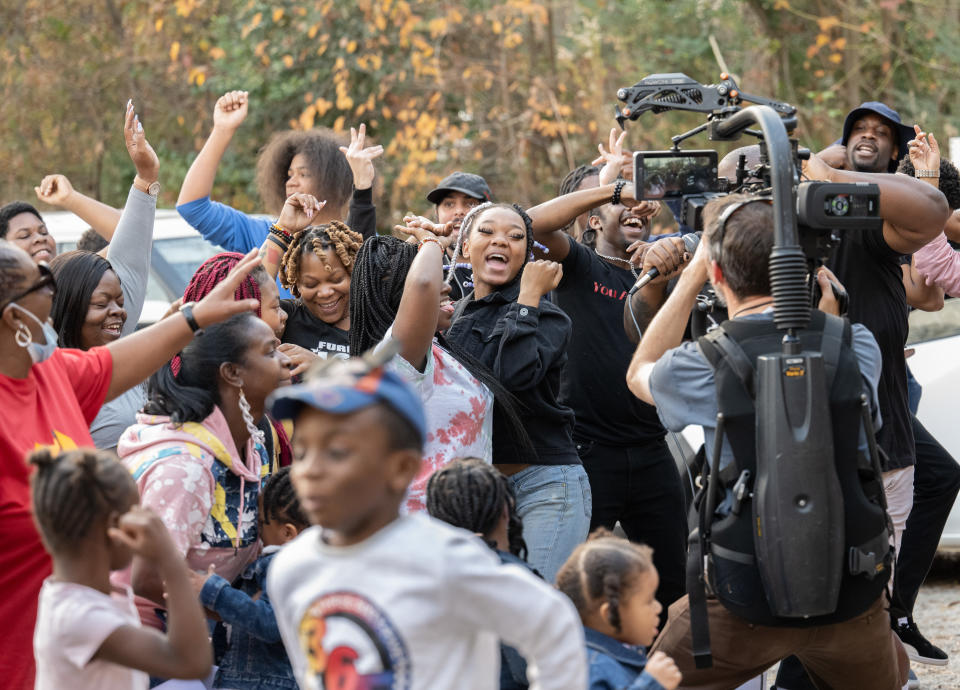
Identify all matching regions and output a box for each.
[584,626,665,690]
[200,546,297,689]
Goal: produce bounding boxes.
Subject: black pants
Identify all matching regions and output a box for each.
[891,415,960,618]
[577,436,687,621]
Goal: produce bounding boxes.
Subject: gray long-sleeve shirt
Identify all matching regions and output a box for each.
[90,186,155,450]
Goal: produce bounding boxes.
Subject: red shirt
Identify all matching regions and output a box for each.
[0,347,113,690]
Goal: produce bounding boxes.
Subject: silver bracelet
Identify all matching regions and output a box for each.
[915,169,940,178]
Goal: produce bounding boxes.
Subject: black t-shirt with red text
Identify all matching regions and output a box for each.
[555,236,666,446]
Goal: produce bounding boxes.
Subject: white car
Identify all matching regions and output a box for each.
[906,300,960,551]
[44,209,224,326]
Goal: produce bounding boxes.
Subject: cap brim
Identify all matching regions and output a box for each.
[268,383,376,421]
[426,186,488,205]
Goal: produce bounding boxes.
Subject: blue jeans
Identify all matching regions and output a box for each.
[508,464,592,583]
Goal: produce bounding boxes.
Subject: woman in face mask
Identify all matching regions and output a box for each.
[0,237,264,690]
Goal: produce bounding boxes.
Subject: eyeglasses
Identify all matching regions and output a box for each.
[1,262,57,311]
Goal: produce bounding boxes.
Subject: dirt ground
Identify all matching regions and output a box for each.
[910,553,960,689]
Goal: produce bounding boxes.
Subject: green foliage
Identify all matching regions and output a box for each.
[2,0,959,226]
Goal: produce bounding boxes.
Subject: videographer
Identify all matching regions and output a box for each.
[624,193,903,688]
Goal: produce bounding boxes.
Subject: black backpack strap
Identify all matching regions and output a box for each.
[819,313,847,388]
[697,326,757,399]
[687,530,713,668]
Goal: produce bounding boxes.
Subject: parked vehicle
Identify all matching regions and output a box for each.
[44,209,223,326]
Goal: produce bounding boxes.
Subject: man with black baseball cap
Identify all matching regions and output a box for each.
[426,171,493,299]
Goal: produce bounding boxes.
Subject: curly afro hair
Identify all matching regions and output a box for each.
[898,156,960,210]
[255,128,353,216]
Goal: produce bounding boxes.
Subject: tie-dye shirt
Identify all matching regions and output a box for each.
[380,327,494,513]
[112,406,273,629]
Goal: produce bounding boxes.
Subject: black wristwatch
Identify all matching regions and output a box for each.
[179,301,202,333]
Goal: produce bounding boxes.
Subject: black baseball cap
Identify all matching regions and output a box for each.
[840,102,915,173]
[426,172,492,205]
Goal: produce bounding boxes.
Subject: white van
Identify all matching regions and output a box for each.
[43,209,224,326]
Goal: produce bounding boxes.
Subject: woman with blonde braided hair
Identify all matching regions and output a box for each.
[258,193,364,376]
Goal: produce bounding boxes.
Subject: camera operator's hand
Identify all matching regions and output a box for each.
[802,151,836,183]
[518,260,563,307]
[634,236,690,285]
[817,144,849,171]
[645,651,682,690]
[816,266,846,316]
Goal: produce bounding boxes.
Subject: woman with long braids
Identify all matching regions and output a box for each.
[442,201,590,583]
[111,312,292,636]
[181,252,293,467]
[347,217,515,512]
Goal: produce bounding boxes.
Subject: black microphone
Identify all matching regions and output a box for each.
[627,232,701,295]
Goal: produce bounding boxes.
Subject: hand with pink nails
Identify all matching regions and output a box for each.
[124,99,160,187]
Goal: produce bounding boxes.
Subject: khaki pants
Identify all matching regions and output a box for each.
[650,594,900,690]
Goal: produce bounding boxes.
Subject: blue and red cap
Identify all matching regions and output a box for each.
[268,361,426,449]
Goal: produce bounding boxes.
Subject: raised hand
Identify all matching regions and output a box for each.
[34,174,75,207]
[908,124,940,174]
[191,249,262,328]
[519,259,563,305]
[593,127,633,186]
[124,99,160,184]
[645,651,682,690]
[213,90,249,132]
[276,193,326,233]
[339,124,384,190]
[108,506,180,565]
[394,215,453,245]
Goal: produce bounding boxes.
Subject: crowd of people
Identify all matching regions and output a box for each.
[1,87,959,690]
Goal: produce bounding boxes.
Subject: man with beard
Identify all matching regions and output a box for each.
[529,185,692,620]
[425,172,492,300]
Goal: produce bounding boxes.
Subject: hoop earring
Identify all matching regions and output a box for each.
[238,387,266,447]
[15,323,32,348]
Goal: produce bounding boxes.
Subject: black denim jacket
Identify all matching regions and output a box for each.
[445,280,579,465]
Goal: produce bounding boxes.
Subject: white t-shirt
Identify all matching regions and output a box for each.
[267,514,586,690]
[381,328,494,513]
[34,578,149,690]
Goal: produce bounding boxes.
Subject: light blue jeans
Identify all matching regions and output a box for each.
[508,464,592,583]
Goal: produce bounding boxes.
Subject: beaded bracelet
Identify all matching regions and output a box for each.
[270,223,294,242]
[612,179,627,206]
[418,236,442,252]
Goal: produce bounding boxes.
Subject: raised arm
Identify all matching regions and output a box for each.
[902,258,944,311]
[104,250,261,401]
[390,217,450,371]
[340,124,383,239]
[177,90,248,206]
[107,100,161,335]
[803,149,949,255]
[35,174,123,241]
[258,193,326,279]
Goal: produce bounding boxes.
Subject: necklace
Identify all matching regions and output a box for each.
[731,298,775,318]
[594,249,640,278]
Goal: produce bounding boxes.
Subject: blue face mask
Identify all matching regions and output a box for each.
[11,304,59,364]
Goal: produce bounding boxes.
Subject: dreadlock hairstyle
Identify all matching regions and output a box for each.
[29,447,137,554]
[278,222,364,297]
[556,528,655,632]
[426,457,528,559]
[349,234,535,461]
[444,202,535,290]
[558,164,601,244]
[260,466,309,530]
[49,250,117,349]
[255,128,353,216]
[898,156,960,210]
[184,252,269,318]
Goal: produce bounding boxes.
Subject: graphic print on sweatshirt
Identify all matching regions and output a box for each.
[298,590,412,690]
